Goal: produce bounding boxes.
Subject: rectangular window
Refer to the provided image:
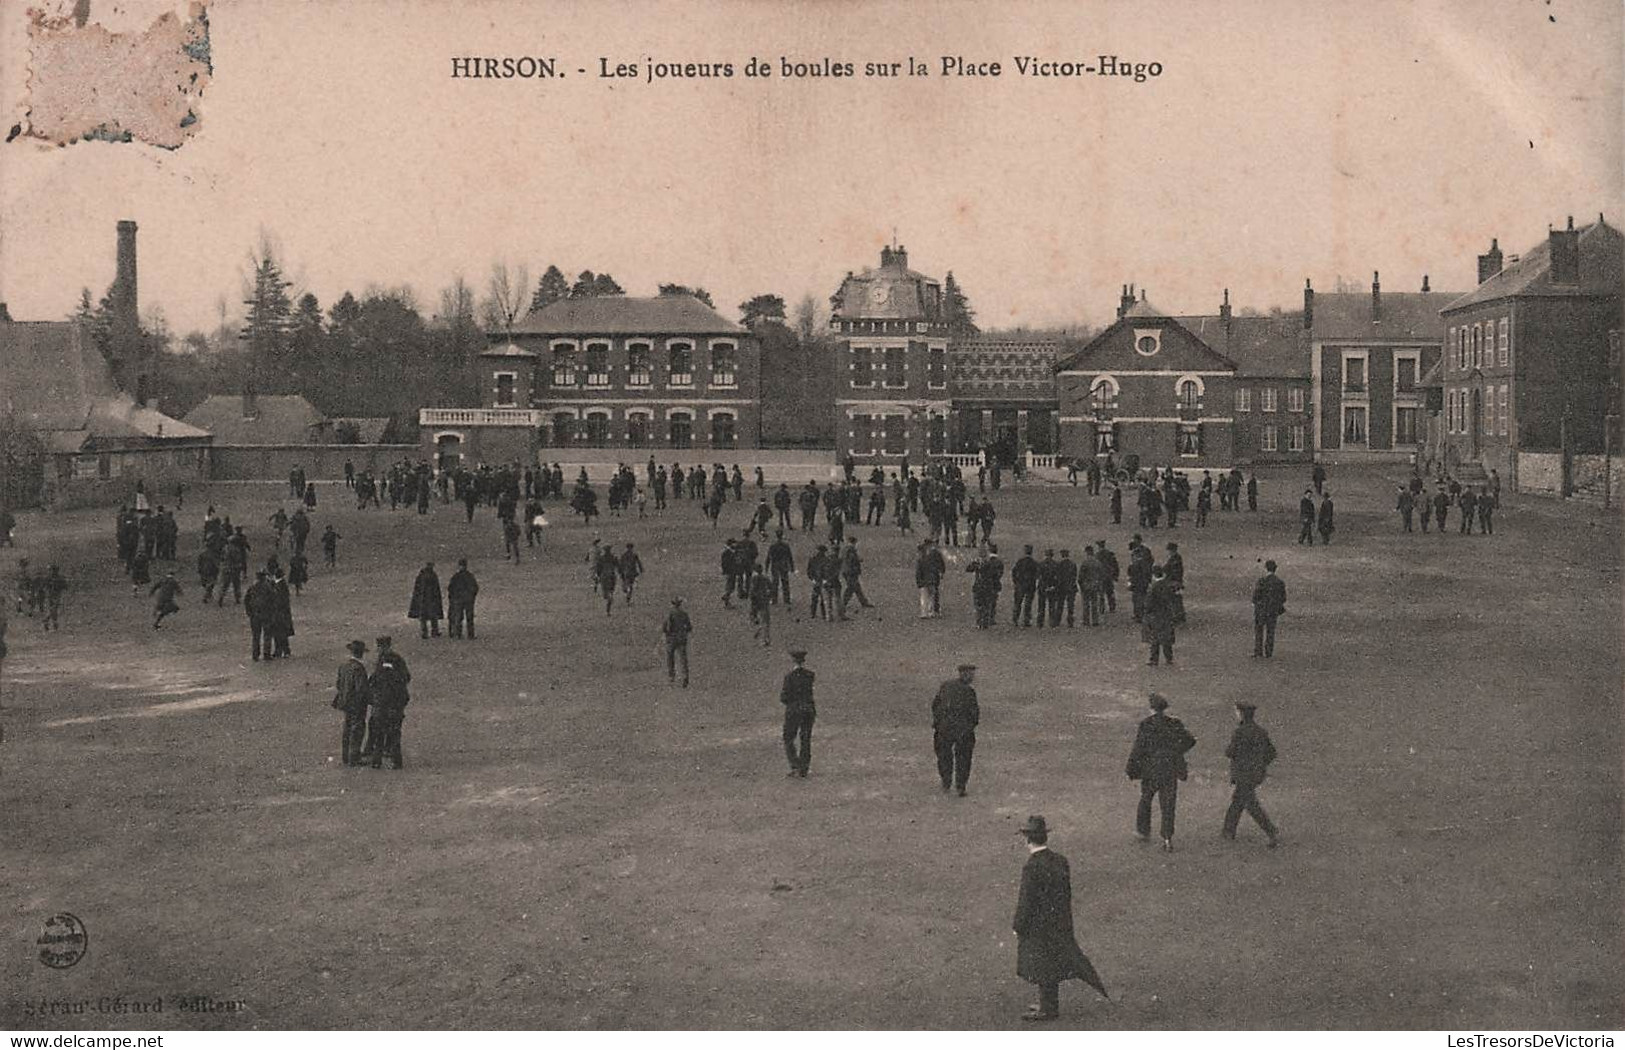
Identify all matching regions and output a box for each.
[1343,358,1366,393]
[1288,424,1305,452]
[1395,357,1417,394]
[710,343,737,388]
[1288,387,1304,413]
[494,372,517,407]
[883,347,907,388]
[1395,406,1418,445]
[668,414,693,449]
[851,346,874,388]
[552,413,575,446]
[1260,387,1277,413]
[1498,384,1508,435]
[1260,425,1277,451]
[1235,388,1251,413]
[627,343,652,387]
[585,343,611,388]
[1177,423,1201,458]
[669,343,694,387]
[73,455,98,479]
[850,414,873,454]
[927,346,947,389]
[928,413,947,454]
[1474,324,1484,369]
[1343,406,1368,445]
[1498,319,1509,366]
[583,412,610,446]
[1448,328,1457,372]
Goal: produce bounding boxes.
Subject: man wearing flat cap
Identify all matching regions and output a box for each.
[1126,693,1196,851]
[332,639,371,767]
[1012,815,1110,1022]
[931,664,980,796]
[780,649,816,777]
[1222,702,1279,847]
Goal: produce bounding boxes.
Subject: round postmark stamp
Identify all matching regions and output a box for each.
[37,913,88,969]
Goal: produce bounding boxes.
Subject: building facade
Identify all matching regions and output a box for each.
[1439,216,1623,484]
[948,338,1061,465]
[420,294,760,468]
[1176,295,1312,465]
[828,246,952,465]
[1056,294,1237,469]
[1309,273,1459,461]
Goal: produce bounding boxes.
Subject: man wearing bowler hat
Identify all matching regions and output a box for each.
[1126,693,1196,851]
[931,664,980,796]
[1222,702,1279,847]
[780,649,816,777]
[1012,815,1110,1022]
[332,639,371,767]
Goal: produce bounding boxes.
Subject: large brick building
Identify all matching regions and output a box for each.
[1439,215,1622,483]
[1176,293,1312,466]
[828,246,952,465]
[421,294,759,467]
[1309,273,1460,461]
[1056,293,1237,469]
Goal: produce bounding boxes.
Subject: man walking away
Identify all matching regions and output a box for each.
[447,558,479,640]
[1251,559,1286,658]
[1126,693,1196,851]
[932,664,980,797]
[780,649,816,777]
[1222,701,1279,847]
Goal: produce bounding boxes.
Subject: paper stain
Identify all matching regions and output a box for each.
[21,0,211,149]
[46,689,260,727]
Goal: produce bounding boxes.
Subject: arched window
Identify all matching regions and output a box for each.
[668,411,694,449]
[1089,376,1119,413]
[627,411,652,447]
[551,342,577,387]
[710,342,737,387]
[552,411,576,446]
[583,410,610,446]
[1178,379,1201,410]
[627,343,652,386]
[669,343,694,386]
[711,411,737,449]
[585,343,611,387]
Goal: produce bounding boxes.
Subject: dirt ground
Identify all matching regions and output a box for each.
[1,466,1619,1030]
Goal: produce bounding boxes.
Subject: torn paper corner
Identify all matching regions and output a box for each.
[21,0,212,150]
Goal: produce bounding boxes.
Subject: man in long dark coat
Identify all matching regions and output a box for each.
[931,664,980,796]
[1142,567,1178,666]
[1251,559,1287,658]
[1222,701,1279,847]
[409,562,443,638]
[1126,692,1196,851]
[269,569,295,658]
[780,649,816,777]
[244,571,275,660]
[332,639,371,766]
[446,558,479,639]
[1012,815,1110,1023]
[366,637,412,770]
[1317,490,1335,545]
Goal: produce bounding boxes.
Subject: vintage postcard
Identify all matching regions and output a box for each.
[0,0,1620,1037]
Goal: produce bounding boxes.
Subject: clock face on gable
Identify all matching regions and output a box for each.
[867,283,895,311]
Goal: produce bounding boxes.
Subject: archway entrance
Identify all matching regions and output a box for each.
[435,433,463,471]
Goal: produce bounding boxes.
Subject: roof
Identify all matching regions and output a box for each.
[511,295,745,336]
[1444,219,1622,312]
[183,394,327,445]
[1310,290,1458,342]
[831,248,943,321]
[1121,297,1170,320]
[1055,311,1237,374]
[1176,313,1308,378]
[0,319,207,444]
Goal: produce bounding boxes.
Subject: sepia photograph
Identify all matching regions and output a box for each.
[0,0,1620,1036]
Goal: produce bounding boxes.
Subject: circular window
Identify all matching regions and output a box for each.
[1136,334,1159,356]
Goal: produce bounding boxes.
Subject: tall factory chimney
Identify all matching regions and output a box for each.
[108,219,150,405]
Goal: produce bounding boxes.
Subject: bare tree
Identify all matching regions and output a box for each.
[481,261,531,336]
[793,294,824,343]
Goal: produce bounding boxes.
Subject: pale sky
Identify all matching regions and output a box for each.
[1,0,1620,336]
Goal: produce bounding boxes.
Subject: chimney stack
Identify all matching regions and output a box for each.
[113,220,139,332]
[1117,283,1137,320]
[1477,237,1503,285]
[1371,270,1382,322]
[879,246,893,268]
[1219,288,1232,328]
[894,244,908,270]
[1302,278,1314,331]
[1549,216,1581,284]
[0,302,11,323]
[1421,275,1430,293]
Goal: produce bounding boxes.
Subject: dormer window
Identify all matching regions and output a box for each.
[1133,328,1161,356]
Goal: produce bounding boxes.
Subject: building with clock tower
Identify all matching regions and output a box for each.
[828,245,953,465]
